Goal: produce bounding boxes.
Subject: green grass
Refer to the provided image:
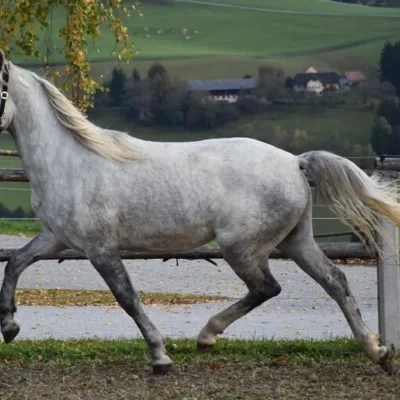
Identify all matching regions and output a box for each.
[0,220,42,236]
[0,338,364,365]
[13,0,399,79]
[1,337,395,400]
[186,0,400,15]
[84,36,390,81]
[0,184,31,212]
[0,134,31,213]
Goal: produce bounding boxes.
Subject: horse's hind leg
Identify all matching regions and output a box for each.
[87,248,172,374]
[277,208,394,374]
[197,243,281,351]
[0,230,66,343]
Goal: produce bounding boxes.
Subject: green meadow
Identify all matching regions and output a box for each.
[12,0,399,80]
[184,0,400,15]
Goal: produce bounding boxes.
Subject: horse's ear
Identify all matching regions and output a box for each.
[0,49,4,69]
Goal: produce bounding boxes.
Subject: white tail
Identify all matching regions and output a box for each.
[298,151,400,256]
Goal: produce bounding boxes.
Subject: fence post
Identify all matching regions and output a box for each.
[377,216,400,353]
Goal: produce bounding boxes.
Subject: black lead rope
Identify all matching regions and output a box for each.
[0,63,10,129]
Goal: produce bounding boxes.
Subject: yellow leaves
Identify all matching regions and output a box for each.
[14,289,231,307]
[76,50,85,62]
[1,0,139,112]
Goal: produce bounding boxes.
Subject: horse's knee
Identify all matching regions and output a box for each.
[251,280,282,303]
[268,281,282,298]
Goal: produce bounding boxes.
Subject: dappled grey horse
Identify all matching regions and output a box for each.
[0,49,399,374]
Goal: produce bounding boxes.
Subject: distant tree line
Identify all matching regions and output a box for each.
[370,40,400,156]
[0,203,35,218]
[94,62,377,159]
[95,63,288,130]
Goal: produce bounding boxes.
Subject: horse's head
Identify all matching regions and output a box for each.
[0,48,15,131]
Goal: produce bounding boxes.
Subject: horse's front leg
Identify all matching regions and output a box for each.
[87,247,172,374]
[0,230,66,342]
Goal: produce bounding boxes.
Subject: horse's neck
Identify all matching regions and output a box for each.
[10,95,77,183]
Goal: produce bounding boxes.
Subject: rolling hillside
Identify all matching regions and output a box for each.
[177,0,400,16]
[12,0,400,81]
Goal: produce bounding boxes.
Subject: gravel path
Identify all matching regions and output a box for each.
[13,297,377,341]
[1,235,379,341]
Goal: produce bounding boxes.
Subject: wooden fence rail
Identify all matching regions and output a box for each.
[0,168,28,182]
[0,168,398,184]
[0,150,19,157]
[0,243,373,263]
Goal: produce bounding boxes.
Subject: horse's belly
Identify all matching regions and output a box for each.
[118,221,216,253]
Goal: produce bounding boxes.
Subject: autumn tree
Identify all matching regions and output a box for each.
[370,98,400,155]
[0,0,139,111]
[132,68,141,82]
[257,66,286,102]
[370,116,394,156]
[124,78,151,121]
[379,40,400,96]
[109,67,128,107]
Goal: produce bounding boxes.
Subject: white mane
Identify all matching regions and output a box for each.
[16,65,142,162]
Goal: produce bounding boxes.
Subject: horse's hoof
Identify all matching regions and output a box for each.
[197,342,214,353]
[2,322,20,344]
[152,355,172,375]
[152,363,172,375]
[378,348,397,375]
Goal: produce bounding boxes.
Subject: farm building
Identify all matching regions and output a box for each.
[293,72,340,95]
[187,78,258,103]
[339,76,350,87]
[305,66,318,73]
[345,71,366,85]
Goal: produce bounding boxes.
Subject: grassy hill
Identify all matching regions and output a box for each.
[12,0,399,81]
[182,0,400,15]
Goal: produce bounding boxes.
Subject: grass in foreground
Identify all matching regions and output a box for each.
[0,220,42,237]
[14,289,230,307]
[1,339,399,399]
[0,338,368,365]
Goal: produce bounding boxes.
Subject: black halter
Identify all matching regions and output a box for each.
[0,63,10,130]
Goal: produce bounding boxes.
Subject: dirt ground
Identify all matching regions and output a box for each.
[1,361,399,400]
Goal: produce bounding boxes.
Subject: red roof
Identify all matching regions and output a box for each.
[345,71,365,82]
